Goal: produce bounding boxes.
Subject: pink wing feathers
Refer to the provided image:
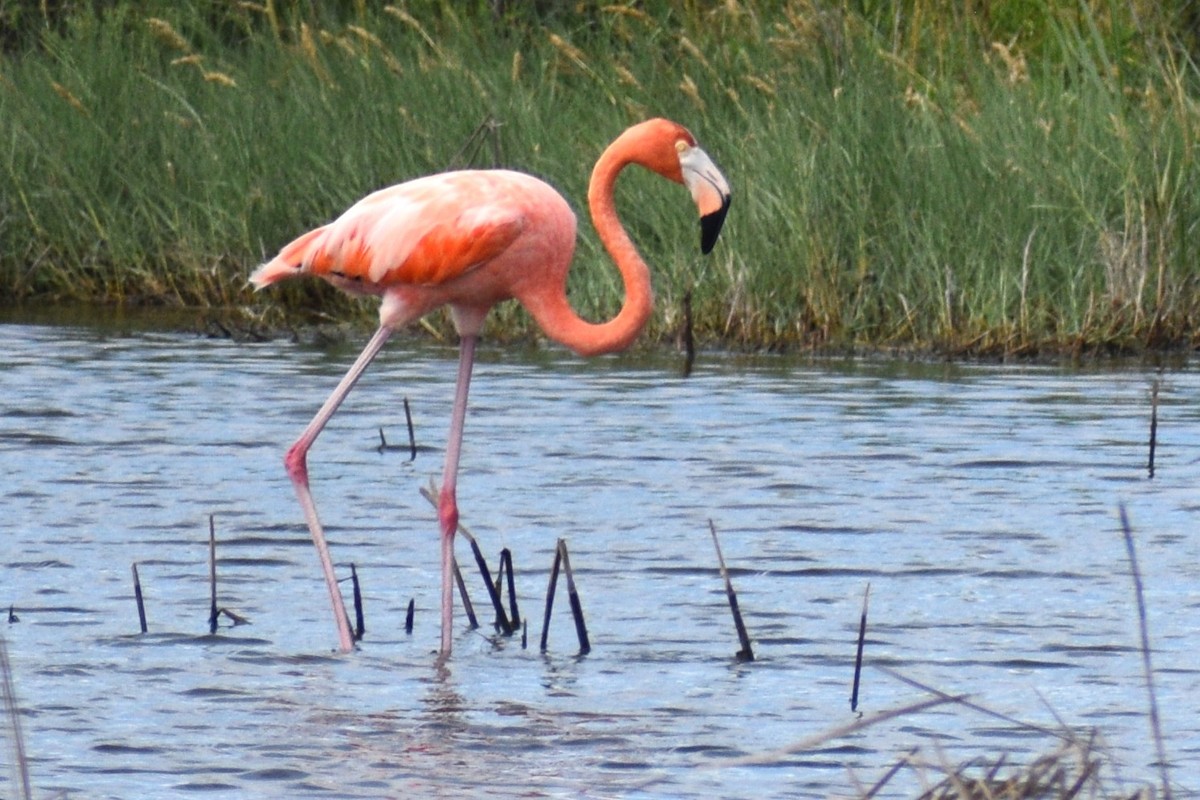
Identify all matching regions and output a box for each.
[250,172,529,294]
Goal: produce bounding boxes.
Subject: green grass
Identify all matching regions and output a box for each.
[1,0,1198,356]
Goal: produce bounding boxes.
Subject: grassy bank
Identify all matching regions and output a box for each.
[1,1,1198,356]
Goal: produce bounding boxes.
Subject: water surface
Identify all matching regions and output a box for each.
[1,319,1197,798]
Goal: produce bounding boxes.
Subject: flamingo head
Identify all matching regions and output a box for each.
[623,118,732,254]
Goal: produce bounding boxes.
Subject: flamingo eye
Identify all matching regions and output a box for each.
[675,139,689,154]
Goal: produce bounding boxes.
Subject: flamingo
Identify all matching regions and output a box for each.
[251,118,731,656]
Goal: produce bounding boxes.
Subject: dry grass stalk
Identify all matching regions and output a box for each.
[912,738,1104,800]
[1118,506,1172,800]
[0,637,32,800]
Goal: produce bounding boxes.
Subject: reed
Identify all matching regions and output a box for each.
[709,520,754,661]
[350,563,365,641]
[132,562,148,634]
[0,636,32,800]
[1,1,1197,355]
[208,514,219,634]
[419,482,511,634]
[852,582,870,712]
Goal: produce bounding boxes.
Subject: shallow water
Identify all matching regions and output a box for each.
[1,318,1197,799]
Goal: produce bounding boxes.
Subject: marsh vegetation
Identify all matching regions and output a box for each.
[1,0,1197,356]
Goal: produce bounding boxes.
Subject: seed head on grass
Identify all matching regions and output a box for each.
[145,17,190,53]
[613,63,642,89]
[346,25,384,50]
[202,71,238,88]
[50,81,88,115]
[601,5,652,25]
[383,6,448,63]
[678,36,714,74]
[679,73,705,111]
[743,74,776,97]
[547,32,589,74]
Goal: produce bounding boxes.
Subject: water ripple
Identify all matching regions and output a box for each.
[0,322,1196,798]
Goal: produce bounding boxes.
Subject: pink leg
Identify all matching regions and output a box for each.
[436,334,477,657]
[286,325,394,653]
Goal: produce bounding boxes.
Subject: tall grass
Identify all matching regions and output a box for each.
[1,1,1197,355]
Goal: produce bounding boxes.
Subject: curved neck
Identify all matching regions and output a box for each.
[529,144,654,357]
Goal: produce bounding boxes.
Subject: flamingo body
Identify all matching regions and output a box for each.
[253,118,730,656]
[252,170,576,336]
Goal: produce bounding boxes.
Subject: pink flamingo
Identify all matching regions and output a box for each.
[252,118,731,655]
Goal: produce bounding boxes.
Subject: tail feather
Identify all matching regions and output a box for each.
[249,227,326,289]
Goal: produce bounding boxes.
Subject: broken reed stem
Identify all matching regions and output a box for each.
[500,548,521,629]
[681,287,695,378]
[0,636,32,800]
[709,520,754,662]
[465,533,511,634]
[403,397,416,461]
[1118,504,1172,800]
[208,514,218,634]
[376,399,417,459]
[1148,378,1159,479]
[350,564,365,641]
[557,540,591,654]
[539,542,562,652]
[420,484,511,635]
[851,582,870,711]
[860,747,918,800]
[132,562,148,634]
[451,557,479,629]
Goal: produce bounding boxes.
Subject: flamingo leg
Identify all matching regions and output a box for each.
[285,324,394,653]
[436,333,477,656]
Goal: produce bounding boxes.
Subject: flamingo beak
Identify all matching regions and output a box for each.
[680,146,731,254]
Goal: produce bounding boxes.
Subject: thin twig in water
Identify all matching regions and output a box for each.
[1147,378,1159,479]
[681,287,695,378]
[350,564,365,641]
[540,542,562,652]
[499,548,521,629]
[451,557,478,629]
[217,608,250,626]
[403,397,417,461]
[132,562,148,634]
[377,401,418,459]
[709,520,753,661]
[420,483,510,634]
[208,515,218,634]
[851,582,870,711]
[1119,504,1172,800]
[558,539,591,655]
[0,636,32,800]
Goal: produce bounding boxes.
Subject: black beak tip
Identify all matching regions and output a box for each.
[700,195,731,255]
